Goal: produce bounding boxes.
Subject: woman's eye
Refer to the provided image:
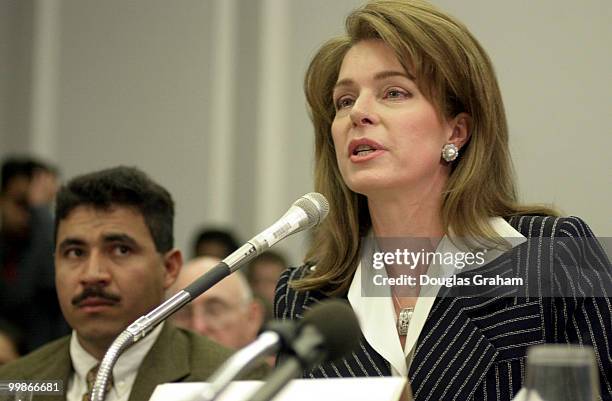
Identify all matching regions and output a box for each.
[385,88,410,99]
[335,96,354,110]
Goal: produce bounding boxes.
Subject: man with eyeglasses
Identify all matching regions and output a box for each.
[169,256,265,350]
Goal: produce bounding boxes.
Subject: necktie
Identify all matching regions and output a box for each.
[84,364,113,401]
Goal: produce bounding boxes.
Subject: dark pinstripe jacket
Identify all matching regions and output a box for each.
[274,216,612,401]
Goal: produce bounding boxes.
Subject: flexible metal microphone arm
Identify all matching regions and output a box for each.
[89,290,184,401]
[91,244,259,401]
[91,286,207,401]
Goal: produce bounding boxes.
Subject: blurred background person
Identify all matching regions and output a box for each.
[246,251,287,305]
[0,319,21,365]
[0,156,69,353]
[245,251,288,322]
[192,228,240,259]
[169,256,264,350]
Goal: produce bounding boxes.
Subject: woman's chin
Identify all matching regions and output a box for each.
[345,178,395,197]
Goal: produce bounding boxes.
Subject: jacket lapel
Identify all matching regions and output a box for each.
[30,337,73,401]
[409,296,498,401]
[128,325,190,401]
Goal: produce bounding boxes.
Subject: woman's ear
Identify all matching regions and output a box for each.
[448,113,471,149]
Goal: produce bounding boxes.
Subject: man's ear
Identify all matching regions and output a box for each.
[162,248,182,289]
[247,298,266,335]
[447,112,472,149]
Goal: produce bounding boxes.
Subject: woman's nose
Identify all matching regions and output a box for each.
[349,95,378,126]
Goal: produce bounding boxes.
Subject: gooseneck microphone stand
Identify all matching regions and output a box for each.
[90,192,329,401]
[90,245,256,401]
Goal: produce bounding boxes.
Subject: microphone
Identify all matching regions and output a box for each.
[91,193,329,401]
[183,192,329,299]
[243,192,329,255]
[199,321,297,401]
[248,300,361,401]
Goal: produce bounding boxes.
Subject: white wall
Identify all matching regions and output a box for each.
[0,0,34,154]
[55,0,216,260]
[437,0,611,223]
[1,0,610,264]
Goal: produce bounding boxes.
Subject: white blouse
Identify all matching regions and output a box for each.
[347,217,526,376]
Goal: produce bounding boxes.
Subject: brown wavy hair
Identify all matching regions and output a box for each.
[294,0,557,295]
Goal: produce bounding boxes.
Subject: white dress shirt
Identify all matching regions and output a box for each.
[66,322,164,401]
[347,217,526,376]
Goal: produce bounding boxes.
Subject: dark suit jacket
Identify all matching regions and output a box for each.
[275,216,612,401]
[0,206,69,352]
[0,324,241,401]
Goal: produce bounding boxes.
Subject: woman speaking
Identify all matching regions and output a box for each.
[274,1,611,400]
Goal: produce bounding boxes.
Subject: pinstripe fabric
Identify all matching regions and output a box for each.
[274,216,612,401]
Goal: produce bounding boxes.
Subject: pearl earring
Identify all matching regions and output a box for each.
[441,143,459,162]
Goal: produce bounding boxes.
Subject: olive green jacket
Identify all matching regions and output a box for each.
[0,324,260,401]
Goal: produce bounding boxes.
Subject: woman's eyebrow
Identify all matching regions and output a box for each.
[334,70,415,90]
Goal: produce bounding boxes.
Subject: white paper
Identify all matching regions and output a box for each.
[149,377,407,401]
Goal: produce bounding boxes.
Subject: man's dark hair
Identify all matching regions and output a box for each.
[1,156,56,193]
[192,228,239,258]
[55,166,174,252]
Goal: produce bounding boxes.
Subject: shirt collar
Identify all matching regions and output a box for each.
[70,322,165,398]
[348,217,526,376]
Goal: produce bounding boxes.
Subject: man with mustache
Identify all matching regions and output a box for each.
[0,166,246,401]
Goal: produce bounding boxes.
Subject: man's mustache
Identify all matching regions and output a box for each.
[72,285,121,305]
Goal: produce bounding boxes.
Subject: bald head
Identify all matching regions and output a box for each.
[169,257,263,349]
[170,256,253,303]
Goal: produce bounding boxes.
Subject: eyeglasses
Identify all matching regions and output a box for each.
[173,299,248,330]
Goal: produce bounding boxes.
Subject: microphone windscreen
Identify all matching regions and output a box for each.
[294,192,329,227]
[301,299,361,362]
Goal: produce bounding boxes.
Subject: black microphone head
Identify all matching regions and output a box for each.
[301,299,361,362]
[293,192,329,229]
